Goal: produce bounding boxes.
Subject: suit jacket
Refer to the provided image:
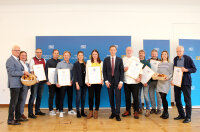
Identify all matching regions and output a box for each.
[174,55,196,86]
[103,56,124,84]
[6,56,24,88]
[73,61,86,87]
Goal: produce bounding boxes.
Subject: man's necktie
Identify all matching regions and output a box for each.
[111,57,114,76]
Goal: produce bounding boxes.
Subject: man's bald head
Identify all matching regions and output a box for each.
[126,47,133,57]
[176,45,184,58]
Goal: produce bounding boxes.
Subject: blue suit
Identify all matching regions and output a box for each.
[6,55,24,121]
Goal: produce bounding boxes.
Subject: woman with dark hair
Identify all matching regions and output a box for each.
[85,50,103,119]
[19,51,30,121]
[157,50,173,119]
[73,51,87,118]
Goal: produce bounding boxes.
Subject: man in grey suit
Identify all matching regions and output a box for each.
[6,45,29,125]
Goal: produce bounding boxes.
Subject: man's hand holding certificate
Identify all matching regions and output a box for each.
[126,59,144,79]
[58,69,71,86]
[172,67,183,87]
[33,64,46,81]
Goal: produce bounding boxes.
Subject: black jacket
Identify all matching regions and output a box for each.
[103,56,124,84]
[174,55,196,86]
[73,61,86,87]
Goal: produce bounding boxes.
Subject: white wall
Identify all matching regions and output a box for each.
[1,1,200,104]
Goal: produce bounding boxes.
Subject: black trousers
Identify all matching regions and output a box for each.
[48,84,57,111]
[124,83,140,112]
[88,84,102,111]
[107,78,121,115]
[8,88,23,121]
[59,86,73,112]
[159,92,168,112]
[55,87,61,111]
[174,85,191,118]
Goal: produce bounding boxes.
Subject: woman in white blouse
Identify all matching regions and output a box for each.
[19,51,30,121]
[85,49,103,119]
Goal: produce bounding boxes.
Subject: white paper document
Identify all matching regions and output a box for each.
[33,64,46,81]
[141,66,155,84]
[88,66,101,84]
[48,68,56,84]
[150,60,160,72]
[58,69,71,86]
[172,67,183,87]
[126,59,144,79]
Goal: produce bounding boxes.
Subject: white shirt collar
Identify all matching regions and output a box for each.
[12,55,19,61]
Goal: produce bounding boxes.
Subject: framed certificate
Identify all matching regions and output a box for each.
[33,64,46,81]
[141,66,155,84]
[48,68,56,84]
[88,66,101,84]
[58,69,71,86]
[127,58,144,79]
[150,60,160,72]
[172,67,183,87]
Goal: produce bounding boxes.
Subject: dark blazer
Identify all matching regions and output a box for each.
[174,55,197,86]
[103,56,124,84]
[6,56,24,88]
[73,61,85,87]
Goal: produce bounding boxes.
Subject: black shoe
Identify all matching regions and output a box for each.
[183,118,191,123]
[28,114,37,119]
[109,113,116,119]
[8,120,21,125]
[77,111,81,118]
[150,109,156,114]
[174,115,185,120]
[35,111,46,116]
[160,111,165,118]
[81,110,87,117]
[156,109,161,114]
[116,115,121,121]
[16,117,25,122]
[162,111,169,119]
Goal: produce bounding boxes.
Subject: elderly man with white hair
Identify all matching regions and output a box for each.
[6,45,29,125]
[172,46,196,123]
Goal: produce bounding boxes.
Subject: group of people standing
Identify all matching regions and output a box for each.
[6,44,196,125]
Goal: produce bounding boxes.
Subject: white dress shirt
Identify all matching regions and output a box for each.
[20,60,29,73]
[123,56,143,84]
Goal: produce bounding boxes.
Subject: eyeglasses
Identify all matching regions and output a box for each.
[13,50,20,52]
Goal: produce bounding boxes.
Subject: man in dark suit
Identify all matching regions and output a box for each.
[103,45,124,121]
[6,45,29,125]
[172,46,196,123]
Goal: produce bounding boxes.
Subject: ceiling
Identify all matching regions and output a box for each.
[0,0,200,6]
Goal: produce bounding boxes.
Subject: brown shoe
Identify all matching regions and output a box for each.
[21,114,29,121]
[122,111,131,117]
[134,112,139,119]
[87,110,93,119]
[145,110,150,117]
[94,110,98,119]
[138,109,143,114]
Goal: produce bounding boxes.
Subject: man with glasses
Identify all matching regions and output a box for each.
[28,48,46,118]
[6,45,29,125]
